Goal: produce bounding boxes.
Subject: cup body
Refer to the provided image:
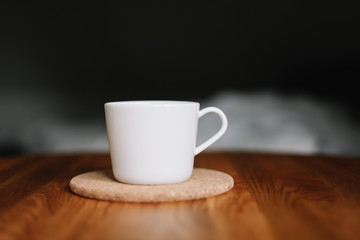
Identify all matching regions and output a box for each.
[105,101,199,185]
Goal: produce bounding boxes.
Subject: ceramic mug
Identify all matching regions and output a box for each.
[104,101,228,185]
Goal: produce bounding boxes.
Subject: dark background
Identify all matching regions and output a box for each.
[1,1,359,154]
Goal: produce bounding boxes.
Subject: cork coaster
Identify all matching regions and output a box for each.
[69,168,234,202]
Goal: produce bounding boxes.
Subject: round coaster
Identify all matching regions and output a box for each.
[69,168,234,202]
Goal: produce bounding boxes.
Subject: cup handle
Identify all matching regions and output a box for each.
[195,107,228,155]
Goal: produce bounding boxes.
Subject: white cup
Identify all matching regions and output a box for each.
[104,101,227,185]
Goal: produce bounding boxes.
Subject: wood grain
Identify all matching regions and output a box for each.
[0,152,359,240]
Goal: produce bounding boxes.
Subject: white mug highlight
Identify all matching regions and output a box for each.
[105,101,228,185]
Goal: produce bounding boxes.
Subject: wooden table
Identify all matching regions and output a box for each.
[0,152,360,240]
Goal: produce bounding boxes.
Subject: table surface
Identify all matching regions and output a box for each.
[0,152,360,240]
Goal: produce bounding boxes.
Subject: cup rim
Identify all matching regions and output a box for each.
[105,100,199,107]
